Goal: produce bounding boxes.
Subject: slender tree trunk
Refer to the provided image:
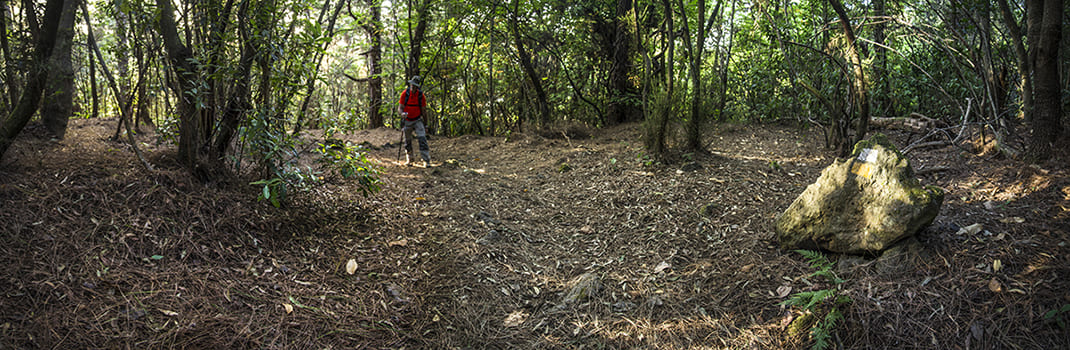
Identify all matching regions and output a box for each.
[0,0,64,160]
[21,0,39,42]
[405,0,432,79]
[1024,0,1041,125]
[977,2,1000,123]
[293,0,345,134]
[200,0,236,143]
[363,0,383,128]
[211,0,256,159]
[714,0,735,122]
[488,20,495,135]
[1027,0,1063,160]
[828,0,868,155]
[997,0,1033,122]
[1,0,17,110]
[874,0,890,116]
[649,0,673,154]
[677,0,713,151]
[114,0,130,123]
[509,0,550,126]
[87,31,99,119]
[82,0,150,170]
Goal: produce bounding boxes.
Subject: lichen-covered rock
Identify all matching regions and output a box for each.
[775,134,944,254]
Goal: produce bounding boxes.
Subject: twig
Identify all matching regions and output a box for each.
[916,166,951,176]
[904,99,973,155]
[953,98,972,144]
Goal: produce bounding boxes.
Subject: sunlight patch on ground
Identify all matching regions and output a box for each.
[584,313,782,349]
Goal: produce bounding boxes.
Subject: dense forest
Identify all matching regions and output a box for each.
[1,0,1067,173]
[0,0,1068,348]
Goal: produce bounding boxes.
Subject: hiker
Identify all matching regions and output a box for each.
[398,75,431,167]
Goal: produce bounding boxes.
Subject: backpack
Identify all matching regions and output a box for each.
[402,88,425,120]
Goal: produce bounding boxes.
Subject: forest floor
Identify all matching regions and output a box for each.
[1,117,1068,349]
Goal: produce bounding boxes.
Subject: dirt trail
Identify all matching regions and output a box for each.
[1,119,1067,349]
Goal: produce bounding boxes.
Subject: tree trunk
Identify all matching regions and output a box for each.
[293,0,345,134]
[677,0,714,151]
[715,0,735,122]
[1024,0,1042,124]
[87,30,98,119]
[156,0,204,167]
[41,0,77,139]
[211,0,257,159]
[828,0,868,155]
[0,0,65,160]
[606,0,639,126]
[405,0,432,79]
[114,0,130,124]
[365,0,383,128]
[509,0,550,127]
[21,0,39,42]
[1027,0,1063,160]
[873,0,890,116]
[82,0,150,170]
[997,0,1033,122]
[649,0,673,155]
[1,0,17,110]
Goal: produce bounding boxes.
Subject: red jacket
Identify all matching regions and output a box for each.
[398,88,426,121]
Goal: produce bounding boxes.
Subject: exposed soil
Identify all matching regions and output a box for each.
[1,118,1067,349]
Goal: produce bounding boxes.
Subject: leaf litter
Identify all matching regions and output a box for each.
[0,119,1067,349]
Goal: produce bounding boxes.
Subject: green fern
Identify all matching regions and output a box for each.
[781,250,852,350]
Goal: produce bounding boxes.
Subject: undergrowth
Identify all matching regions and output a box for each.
[781,250,852,350]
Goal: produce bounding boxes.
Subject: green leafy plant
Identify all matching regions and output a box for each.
[781,250,851,350]
[251,177,286,208]
[769,159,782,170]
[315,141,381,196]
[636,151,657,167]
[1043,304,1070,329]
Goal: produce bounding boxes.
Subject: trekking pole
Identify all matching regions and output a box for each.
[396,113,404,164]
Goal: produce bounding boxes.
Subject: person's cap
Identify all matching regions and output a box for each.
[408,75,422,87]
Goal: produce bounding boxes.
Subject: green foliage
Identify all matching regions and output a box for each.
[250,177,286,208]
[245,115,381,206]
[1043,304,1070,329]
[781,250,851,350]
[635,151,657,168]
[315,140,381,197]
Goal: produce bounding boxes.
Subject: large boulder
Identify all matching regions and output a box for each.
[775,134,944,254]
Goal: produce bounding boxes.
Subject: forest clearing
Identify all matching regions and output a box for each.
[0,117,1067,349]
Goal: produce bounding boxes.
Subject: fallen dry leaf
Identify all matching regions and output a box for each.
[283,303,294,314]
[993,259,1002,272]
[389,239,408,247]
[346,259,358,275]
[503,310,528,327]
[654,261,671,274]
[988,278,1002,293]
[957,223,983,235]
[999,217,1025,224]
[776,285,793,298]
